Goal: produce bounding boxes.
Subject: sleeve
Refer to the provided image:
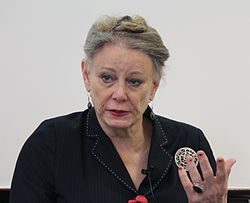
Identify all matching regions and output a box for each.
[9,120,57,203]
[197,129,217,175]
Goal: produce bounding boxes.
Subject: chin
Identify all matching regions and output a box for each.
[105,119,132,129]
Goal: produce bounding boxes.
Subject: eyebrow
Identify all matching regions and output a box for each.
[99,67,144,75]
[129,71,143,75]
[97,67,146,79]
[98,67,116,73]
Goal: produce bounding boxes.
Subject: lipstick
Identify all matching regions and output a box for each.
[108,109,130,116]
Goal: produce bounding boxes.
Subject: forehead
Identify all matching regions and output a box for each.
[91,43,153,74]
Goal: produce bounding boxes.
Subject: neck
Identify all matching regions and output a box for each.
[99,117,152,153]
[99,116,153,190]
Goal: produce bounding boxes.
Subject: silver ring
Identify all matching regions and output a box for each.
[193,182,204,193]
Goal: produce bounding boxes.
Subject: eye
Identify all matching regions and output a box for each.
[101,74,113,83]
[128,79,142,87]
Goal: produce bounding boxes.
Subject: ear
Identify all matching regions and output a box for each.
[81,60,91,92]
[149,81,159,101]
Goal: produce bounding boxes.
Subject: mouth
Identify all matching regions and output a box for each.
[108,109,130,116]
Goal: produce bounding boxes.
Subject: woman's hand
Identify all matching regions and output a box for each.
[178,150,236,203]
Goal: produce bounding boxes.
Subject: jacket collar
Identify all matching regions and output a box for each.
[84,107,173,195]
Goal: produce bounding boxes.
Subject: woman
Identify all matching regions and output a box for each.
[10,15,235,203]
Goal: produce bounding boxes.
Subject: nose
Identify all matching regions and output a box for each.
[112,82,128,102]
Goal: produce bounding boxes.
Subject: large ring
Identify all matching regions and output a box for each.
[193,182,204,193]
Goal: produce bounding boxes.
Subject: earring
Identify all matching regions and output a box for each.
[149,99,155,120]
[87,92,92,109]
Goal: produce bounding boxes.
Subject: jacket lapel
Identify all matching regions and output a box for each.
[85,108,138,194]
[143,115,173,195]
[84,108,173,195]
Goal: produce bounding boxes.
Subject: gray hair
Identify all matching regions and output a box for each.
[83,15,170,82]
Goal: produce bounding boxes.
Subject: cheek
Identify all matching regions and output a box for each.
[142,84,154,101]
[91,90,105,106]
[140,92,150,103]
[90,84,111,108]
[131,90,151,110]
[138,84,156,107]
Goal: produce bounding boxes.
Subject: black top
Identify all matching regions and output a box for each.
[10,108,216,203]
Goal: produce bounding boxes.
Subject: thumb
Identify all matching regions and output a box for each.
[225,158,236,176]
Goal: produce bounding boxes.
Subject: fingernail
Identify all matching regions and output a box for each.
[197,151,203,156]
[218,158,223,162]
[187,157,193,162]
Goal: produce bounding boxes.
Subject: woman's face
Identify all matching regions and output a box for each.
[82,43,159,130]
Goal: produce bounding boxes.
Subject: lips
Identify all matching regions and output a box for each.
[108,109,130,116]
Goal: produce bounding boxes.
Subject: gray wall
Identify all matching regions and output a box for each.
[0,0,249,188]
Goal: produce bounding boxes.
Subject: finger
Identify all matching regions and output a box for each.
[197,151,214,183]
[187,156,202,184]
[178,167,194,195]
[216,158,236,196]
[225,159,236,176]
[216,157,227,183]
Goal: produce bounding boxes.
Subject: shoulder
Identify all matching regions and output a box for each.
[156,115,203,137]
[22,110,89,154]
[11,111,89,200]
[15,110,90,173]
[154,115,208,151]
[36,111,85,132]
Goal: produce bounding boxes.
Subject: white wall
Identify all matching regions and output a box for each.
[0,0,249,188]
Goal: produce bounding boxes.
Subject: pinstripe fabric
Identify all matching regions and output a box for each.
[10,108,216,203]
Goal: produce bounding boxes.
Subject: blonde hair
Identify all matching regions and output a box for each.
[84,15,169,82]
